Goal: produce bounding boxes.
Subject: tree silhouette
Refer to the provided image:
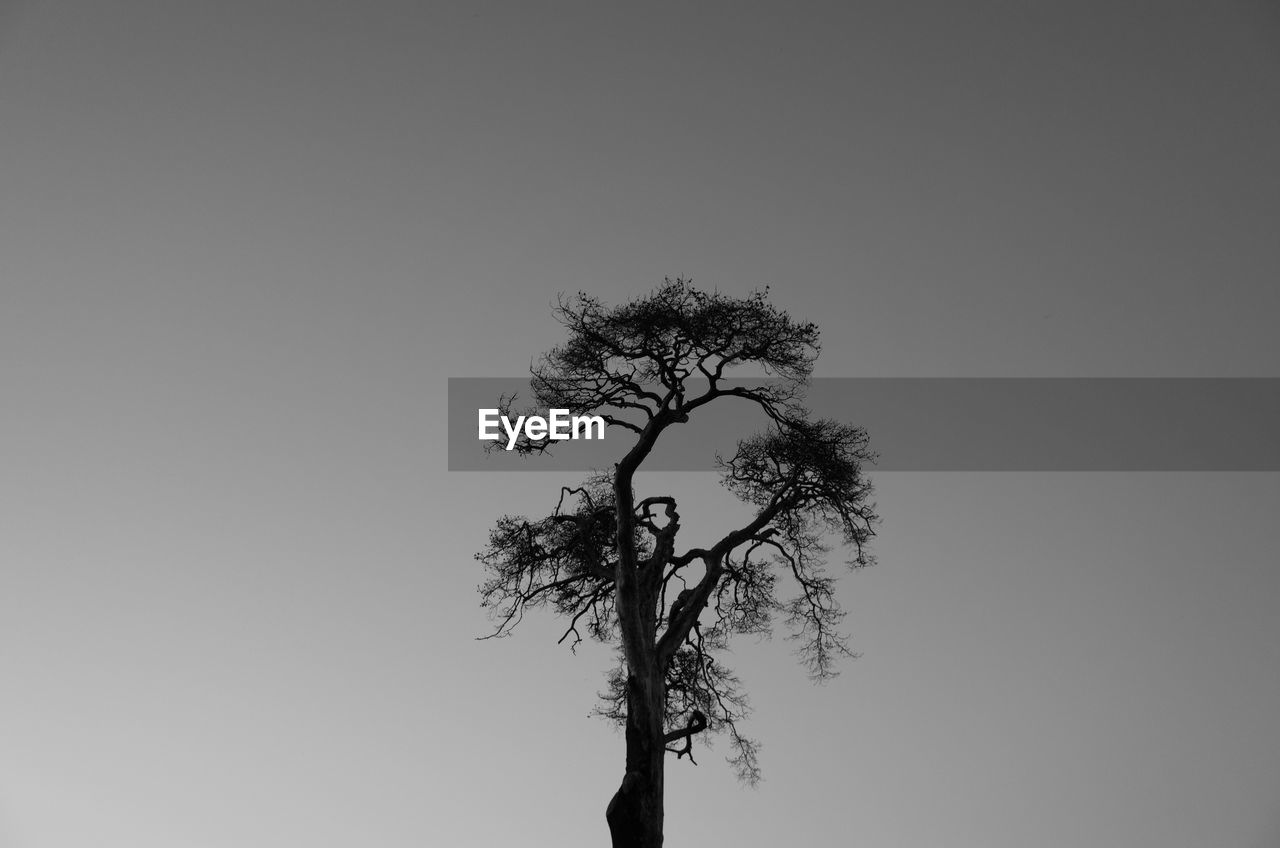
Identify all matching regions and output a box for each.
[476,280,878,848]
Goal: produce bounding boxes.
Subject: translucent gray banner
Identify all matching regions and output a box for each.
[448,378,1280,471]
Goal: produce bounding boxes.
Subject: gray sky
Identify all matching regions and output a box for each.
[1,2,1278,846]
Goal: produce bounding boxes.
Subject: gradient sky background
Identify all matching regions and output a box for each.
[2,2,1279,846]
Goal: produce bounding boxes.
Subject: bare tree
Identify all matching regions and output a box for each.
[476,280,878,848]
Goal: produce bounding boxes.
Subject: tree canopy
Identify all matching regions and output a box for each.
[475,279,877,846]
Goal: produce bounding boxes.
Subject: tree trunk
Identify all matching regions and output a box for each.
[606,674,665,848]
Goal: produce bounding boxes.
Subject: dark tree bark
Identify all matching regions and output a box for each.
[476,280,879,847]
[606,675,665,847]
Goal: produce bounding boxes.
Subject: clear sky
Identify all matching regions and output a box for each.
[1,2,1278,846]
